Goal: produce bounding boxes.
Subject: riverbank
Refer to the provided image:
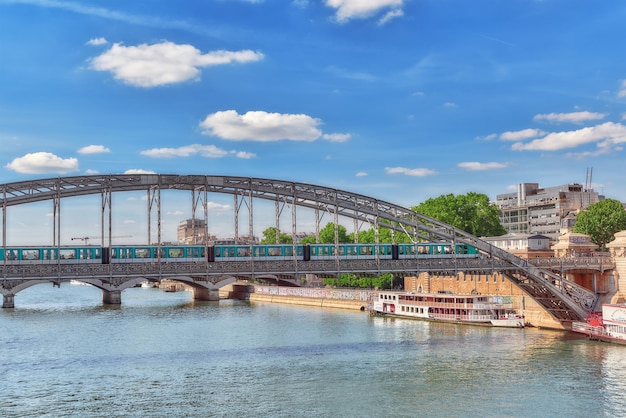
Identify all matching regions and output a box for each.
[249,285,371,311]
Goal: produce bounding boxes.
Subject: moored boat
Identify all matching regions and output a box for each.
[572,304,626,344]
[370,291,525,328]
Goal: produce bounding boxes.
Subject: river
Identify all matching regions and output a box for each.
[1,284,625,417]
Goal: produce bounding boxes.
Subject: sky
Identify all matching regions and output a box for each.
[1,0,626,243]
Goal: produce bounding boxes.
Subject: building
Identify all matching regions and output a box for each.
[482,233,553,258]
[177,218,213,244]
[496,183,601,240]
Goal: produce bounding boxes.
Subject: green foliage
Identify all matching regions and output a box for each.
[318,222,350,243]
[351,227,412,244]
[573,198,626,248]
[411,192,506,237]
[299,235,317,245]
[260,227,293,244]
[321,273,396,289]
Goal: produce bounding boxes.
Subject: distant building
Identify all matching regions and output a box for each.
[495,183,601,240]
[482,233,553,258]
[177,218,214,245]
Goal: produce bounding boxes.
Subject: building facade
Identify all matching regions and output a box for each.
[177,218,213,244]
[496,183,601,240]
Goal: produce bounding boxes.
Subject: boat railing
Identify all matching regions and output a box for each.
[429,313,494,322]
[398,301,515,310]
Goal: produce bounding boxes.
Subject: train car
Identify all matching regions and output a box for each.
[211,244,304,261]
[0,246,102,264]
[109,245,206,263]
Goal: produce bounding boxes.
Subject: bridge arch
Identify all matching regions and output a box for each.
[1,174,598,321]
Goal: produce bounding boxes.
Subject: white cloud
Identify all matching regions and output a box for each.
[87,37,108,46]
[124,169,156,174]
[84,169,99,175]
[234,151,256,159]
[356,171,368,177]
[385,167,436,177]
[458,162,508,171]
[378,8,403,25]
[443,102,457,108]
[500,128,546,141]
[140,144,228,158]
[90,41,264,87]
[322,133,351,142]
[512,122,626,151]
[533,111,607,123]
[206,202,232,211]
[78,144,111,154]
[326,0,404,23]
[200,110,322,141]
[618,80,626,98]
[5,152,78,174]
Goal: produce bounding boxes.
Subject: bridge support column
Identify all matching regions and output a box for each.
[102,289,122,305]
[193,287,219,301]
[2,294,15,309]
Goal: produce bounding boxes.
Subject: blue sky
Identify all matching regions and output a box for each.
[2,0,626,243]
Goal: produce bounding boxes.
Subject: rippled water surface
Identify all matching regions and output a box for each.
[1,284,625,417]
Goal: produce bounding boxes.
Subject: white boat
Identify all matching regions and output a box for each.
[572,304,626,344]
[370,291,525,328]
[140,280,155,288]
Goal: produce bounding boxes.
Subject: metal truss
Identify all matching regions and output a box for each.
[0,174,598,320]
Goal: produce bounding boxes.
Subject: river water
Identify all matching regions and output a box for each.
[1,284,625,418]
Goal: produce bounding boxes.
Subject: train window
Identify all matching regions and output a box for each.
[284,247,293,257]
[6,250,18,260]
[23,250,40,260]
[59,249,76,259]
[267,247,281,257]
[237,247,250,257]
[168,248,184,258]
[135,248,151,258]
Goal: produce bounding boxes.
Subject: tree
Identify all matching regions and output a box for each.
[411,192,506,237]
[573,198,626,248]
[260,227,293,244]
[318,222,350,243]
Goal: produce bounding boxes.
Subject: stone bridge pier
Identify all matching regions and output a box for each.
[3,293,15,309]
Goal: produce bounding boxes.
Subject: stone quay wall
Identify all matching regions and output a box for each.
[250,285,372,311]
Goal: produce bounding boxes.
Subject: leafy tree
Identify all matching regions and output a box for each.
[573,198,626,248]
[318,222,350,243]
[411,192,506,237]
[260,227,293,244]
[351,227,412,244]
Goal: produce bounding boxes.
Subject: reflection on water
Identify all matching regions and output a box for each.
[1,284,625,417]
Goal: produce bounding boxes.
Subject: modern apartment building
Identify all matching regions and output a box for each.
[495,183,601,240]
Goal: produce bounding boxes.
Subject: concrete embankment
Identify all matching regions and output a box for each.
[249,286,372,311]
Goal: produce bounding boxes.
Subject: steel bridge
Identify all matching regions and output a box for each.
[0,174,599,321]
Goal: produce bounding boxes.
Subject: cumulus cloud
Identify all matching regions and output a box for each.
[356,171,368,177]
[78,144,111,154]
[533,111,607,123]
[500,128,546,141]
[87,37,108,46]
[140,144,255,159]
[512,122,626,151]
[90,41,264,87]
[458,162,508,171]
[5,152,78,174]
[322,133,351,142]
[385,167,436,177]
[200,110,322,141]
[124,169,156,174]
[326,0,404,22]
